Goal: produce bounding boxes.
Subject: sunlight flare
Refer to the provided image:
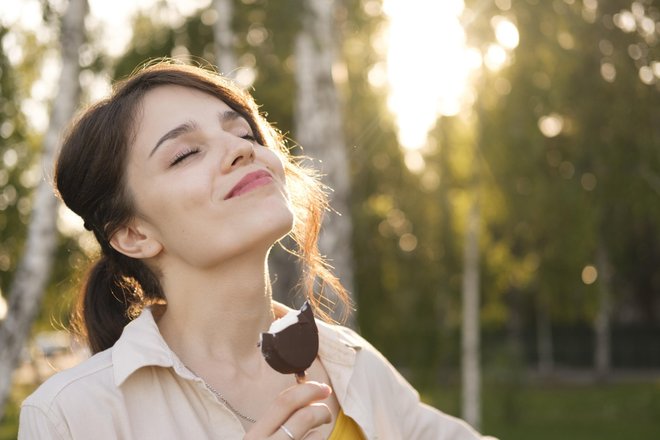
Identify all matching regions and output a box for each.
[383,0,475,151]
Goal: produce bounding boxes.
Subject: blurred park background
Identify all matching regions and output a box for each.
[1,0,660,438]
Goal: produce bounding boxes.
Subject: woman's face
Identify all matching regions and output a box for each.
[122,85,294,269]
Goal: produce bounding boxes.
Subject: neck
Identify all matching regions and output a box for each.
[156,254,276,368]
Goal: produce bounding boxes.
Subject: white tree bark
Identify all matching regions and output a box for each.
[212,0,237,76]
[461,193,481,429]
[294,0,355,326]
[594,244,612,379]
[0,0,86,420]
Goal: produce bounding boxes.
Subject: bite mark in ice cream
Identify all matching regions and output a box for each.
[260,300,318,382]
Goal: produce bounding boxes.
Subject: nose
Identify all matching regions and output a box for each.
[222,136,255,172]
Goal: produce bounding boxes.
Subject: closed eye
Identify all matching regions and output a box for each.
[241,133,257,142]
[170,147,201,167]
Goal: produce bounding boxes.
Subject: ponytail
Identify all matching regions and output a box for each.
[73,250,164,354]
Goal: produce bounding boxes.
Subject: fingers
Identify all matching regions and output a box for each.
[276,403,331,439]
[244,381,332,440]
[262,381,332,429]
[277,424,296,440]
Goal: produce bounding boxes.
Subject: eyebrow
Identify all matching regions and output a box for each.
[148,110,249,158]
[149,121,199,158]
[219,109,244,124]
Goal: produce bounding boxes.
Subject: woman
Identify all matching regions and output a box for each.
[19,61,486,439]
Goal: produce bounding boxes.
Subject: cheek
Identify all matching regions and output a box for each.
[261,148,287,179]
[130,167,211,228]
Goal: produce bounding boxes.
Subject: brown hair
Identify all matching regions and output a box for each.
[55,61,349,354]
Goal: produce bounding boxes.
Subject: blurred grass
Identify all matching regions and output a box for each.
[423,378,660,440]
[3,377,660,439]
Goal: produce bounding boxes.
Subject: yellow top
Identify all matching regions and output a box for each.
[328,409,365,440]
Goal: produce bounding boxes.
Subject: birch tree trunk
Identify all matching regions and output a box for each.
[461,192,481,429]
[294,0,355,326]
[594,244,612,379]
[460,72,486,427]
[0,0,86,420]
[212,0,237,76]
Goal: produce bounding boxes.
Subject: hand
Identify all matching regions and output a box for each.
[244,381,333,440]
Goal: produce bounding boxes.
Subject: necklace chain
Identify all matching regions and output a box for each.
[187,367,256,424]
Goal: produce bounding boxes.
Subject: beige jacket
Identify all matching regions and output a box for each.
[19,304,486,439]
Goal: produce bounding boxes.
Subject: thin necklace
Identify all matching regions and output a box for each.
[187,366,256,424]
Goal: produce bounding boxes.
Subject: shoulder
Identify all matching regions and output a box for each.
[318,323,489,439]
[19,348,140,439]
[317,320,365,347]
[317,321,390,361]
[317,320,402,386]
[22,348,116,413]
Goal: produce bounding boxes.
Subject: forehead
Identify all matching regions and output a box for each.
[137,85,235,130]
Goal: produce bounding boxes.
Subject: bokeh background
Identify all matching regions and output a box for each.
[1,0,660,439]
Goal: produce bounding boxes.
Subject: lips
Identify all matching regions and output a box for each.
[224,170,274,200]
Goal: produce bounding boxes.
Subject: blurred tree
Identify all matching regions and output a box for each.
[0,28,34,314]
[461,84,487,427]
[343,1,470,382]
[212,0,238,76]
[293,0,355,324]
[461,174,481,427]
[0,0,87,419]
[466,0,660,376]
[112,11,177,79]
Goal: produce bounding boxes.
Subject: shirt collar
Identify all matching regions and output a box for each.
[112,302,364,387]
[112,306,186,386]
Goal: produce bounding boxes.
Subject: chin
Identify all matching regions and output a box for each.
[235,191,292,239]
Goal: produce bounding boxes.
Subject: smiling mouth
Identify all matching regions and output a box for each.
[225,170,274,199]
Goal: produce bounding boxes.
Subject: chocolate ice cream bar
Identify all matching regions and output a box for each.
[260,300,319,382]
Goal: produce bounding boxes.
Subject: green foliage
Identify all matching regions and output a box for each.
[112,13,177,79]
[466,0,660,340]
[0,13,98,332]
[0,22,63,306]
[113,0,304,136]
[0,26,32,299]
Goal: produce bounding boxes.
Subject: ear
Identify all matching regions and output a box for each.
[109,220,162,259]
